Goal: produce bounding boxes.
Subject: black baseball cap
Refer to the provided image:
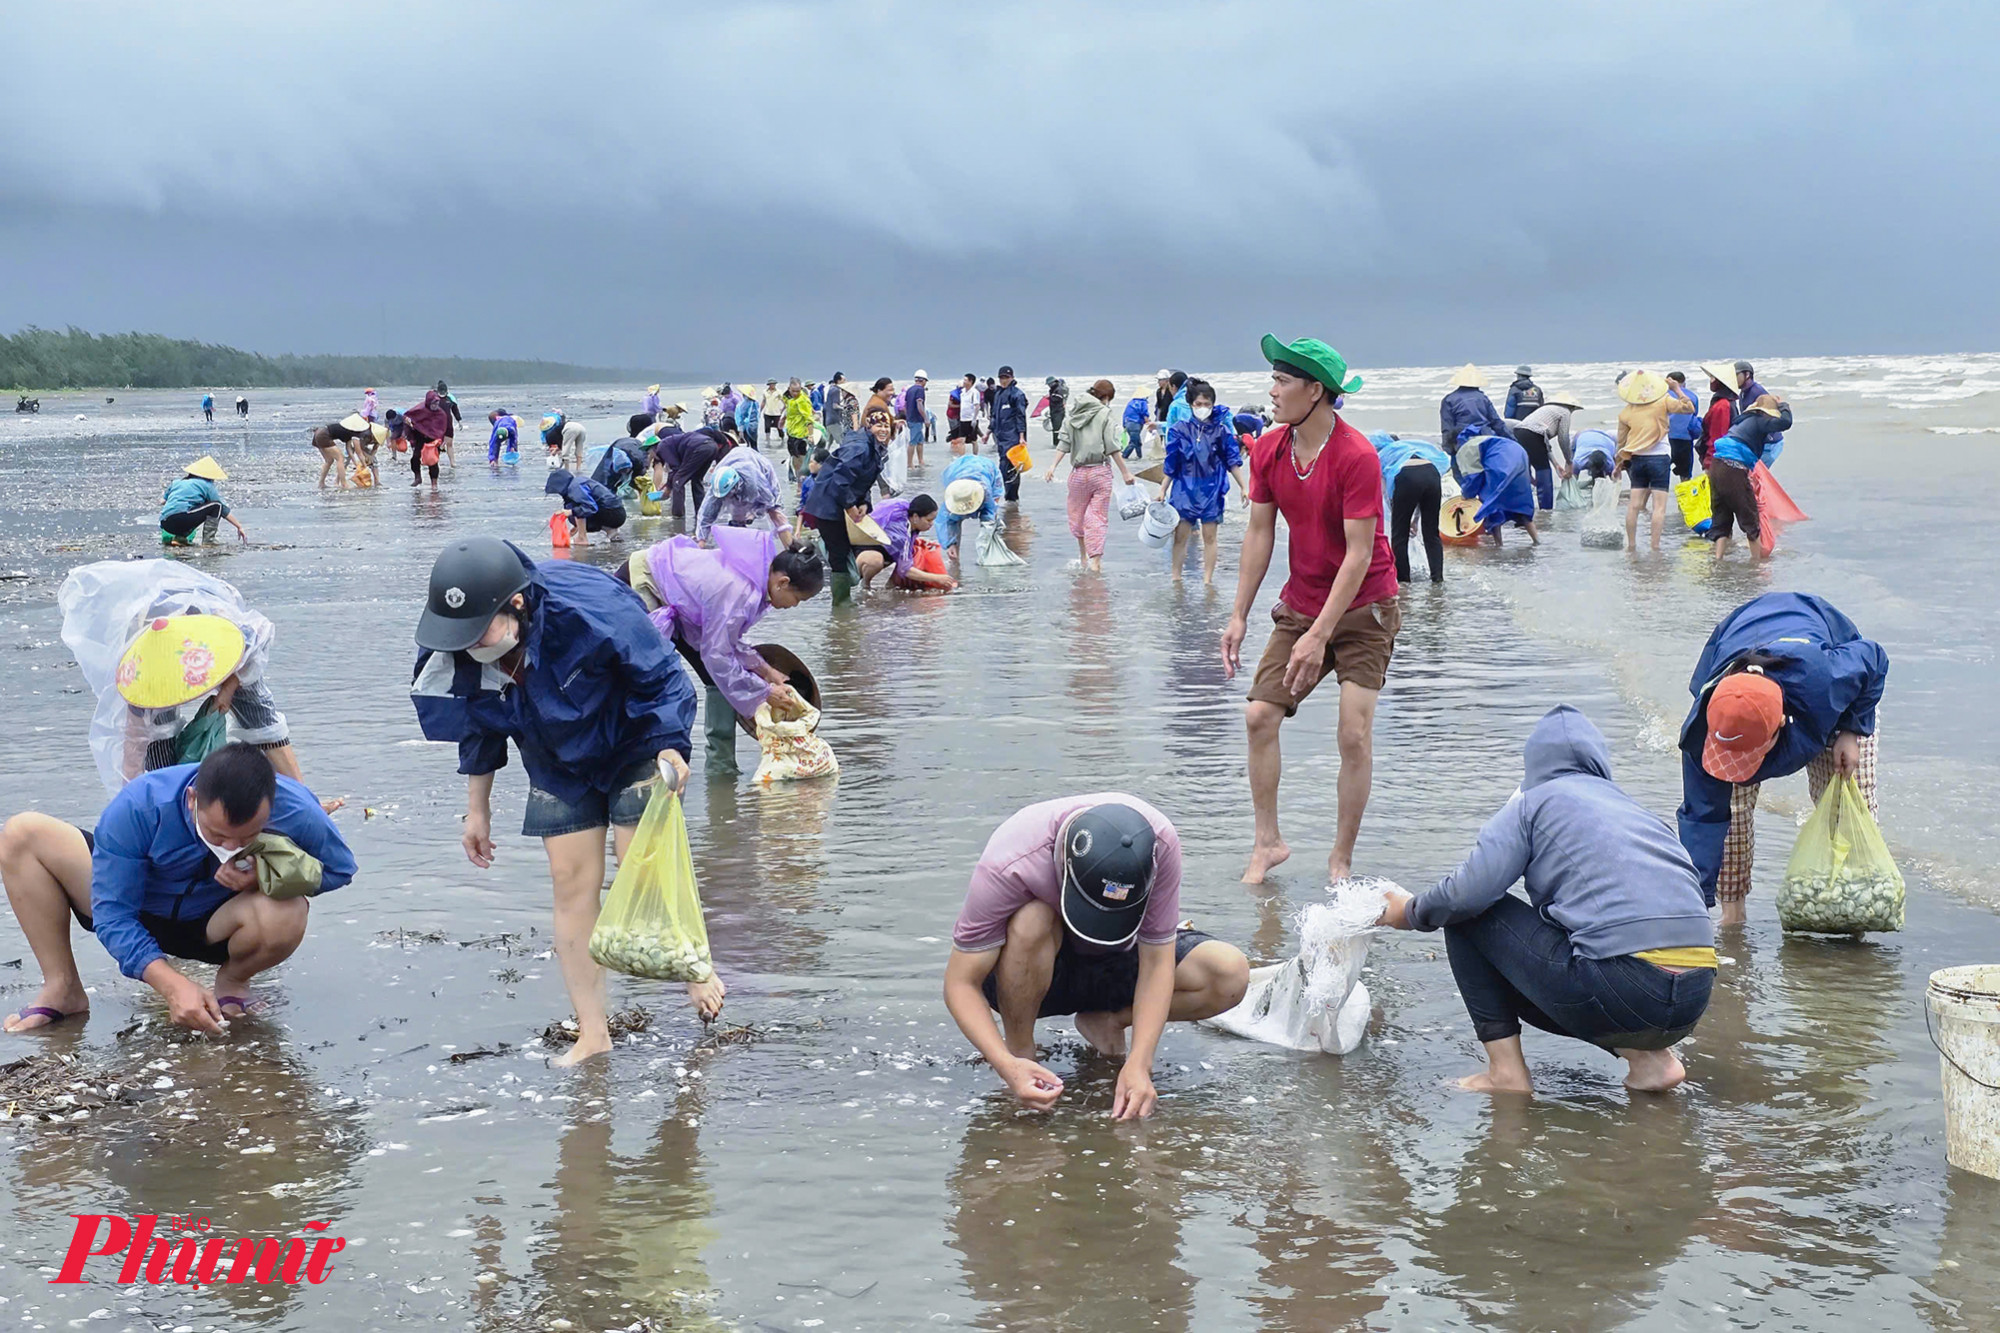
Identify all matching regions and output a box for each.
[1058,804,1157,947]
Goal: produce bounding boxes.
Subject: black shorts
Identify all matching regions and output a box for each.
[787,435,809,458]
[982,928,1213,1017]
[763,415,781,432]
[70,827,233,967]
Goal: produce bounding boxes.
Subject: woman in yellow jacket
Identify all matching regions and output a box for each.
[783,380,817,482]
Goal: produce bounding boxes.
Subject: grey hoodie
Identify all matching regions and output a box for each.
[1408,706,1714,959]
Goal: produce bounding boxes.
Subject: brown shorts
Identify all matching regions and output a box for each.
[1247,598,1400,714]
[1705,459,1760,541]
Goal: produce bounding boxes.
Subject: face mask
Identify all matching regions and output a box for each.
[1192,406,1213,421]
[467,630,518,663]
[188,795,246,862]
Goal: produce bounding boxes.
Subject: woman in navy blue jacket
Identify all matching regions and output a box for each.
[1676,593,1888,921]
[411,537,713,1063]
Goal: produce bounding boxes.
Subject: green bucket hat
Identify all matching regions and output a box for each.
[1261,334,1363,397]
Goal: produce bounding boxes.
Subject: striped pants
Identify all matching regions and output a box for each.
[1718,732,1879,902]
[1066,463,1113,557]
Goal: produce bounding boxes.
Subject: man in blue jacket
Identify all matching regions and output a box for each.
[0,743,354,1033]
[411,537,711,1063]
[989,366,1030,502]
[1440,365,1511,449]
[1676,593,1889,921]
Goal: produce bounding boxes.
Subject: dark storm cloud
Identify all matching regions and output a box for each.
[3,1,1996,373]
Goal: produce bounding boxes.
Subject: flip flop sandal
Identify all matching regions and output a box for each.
[216,996,264,1018]
[4,1005,84,1032]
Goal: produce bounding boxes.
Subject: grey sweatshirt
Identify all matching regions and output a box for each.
[1408,706,1714,959]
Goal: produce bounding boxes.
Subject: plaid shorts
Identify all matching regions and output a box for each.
[1718,732,1879,902]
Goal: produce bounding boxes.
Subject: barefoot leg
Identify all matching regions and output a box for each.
[1242,700,1291,883]
[0,815,94,1030]
[1458,1036,1534,1094]
[1619,1046,1687,1092]
[543,826,613,1066]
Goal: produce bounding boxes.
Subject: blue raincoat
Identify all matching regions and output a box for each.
[545,468,622,523]
[1163,405,1241,524]
[1675,593,1888,902]
[410,547,696,804]
[1440,386,1510,447]
[1368,433,1451,514]
[488,413,521,462]
[1455,432,1536,529]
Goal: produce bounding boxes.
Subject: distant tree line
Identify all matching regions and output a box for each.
[3,326,646,390]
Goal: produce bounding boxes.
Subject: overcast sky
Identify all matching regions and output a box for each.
[3,1,1994,376]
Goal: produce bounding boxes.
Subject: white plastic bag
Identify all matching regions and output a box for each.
[58,560,282,794]
[1580,476,1626,548]
[1114,477,1148,521]
[885,434,911,494]
[976,521,1026,566]
[1204,878,1386,1056]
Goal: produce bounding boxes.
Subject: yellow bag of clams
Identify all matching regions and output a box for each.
[1778,774,1904,935]
[588,788,714,981]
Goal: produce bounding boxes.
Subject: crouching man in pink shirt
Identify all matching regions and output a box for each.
[943,794,1248,1120]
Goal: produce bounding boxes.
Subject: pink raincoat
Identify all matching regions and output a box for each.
[644,527,778,719]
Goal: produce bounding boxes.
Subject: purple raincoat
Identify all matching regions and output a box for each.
[643,527,777,719]
[869,496,917,579]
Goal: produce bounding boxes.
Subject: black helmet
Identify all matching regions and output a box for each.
[435,380,450,394]
[417,537,531,652]
[1058,803,1157,947]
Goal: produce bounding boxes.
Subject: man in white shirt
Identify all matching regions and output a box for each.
[760,379,787,447]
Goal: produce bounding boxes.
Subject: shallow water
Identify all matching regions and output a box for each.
[2,368,1998,1331]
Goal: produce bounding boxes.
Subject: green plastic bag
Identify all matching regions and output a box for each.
[1778,775,1904,935]
[587,787,714,981]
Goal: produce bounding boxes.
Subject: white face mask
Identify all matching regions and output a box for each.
[467,630,519,663]
[1192,405,1213,421]
[188,795,247,861]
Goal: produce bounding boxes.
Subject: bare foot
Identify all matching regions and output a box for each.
[1074,1011,1128,1057]
[1718,900,1747,926]
[551,1031,613,1067]
[1327,858,1352,884]
[3,980,89,1032]
[1241,841,1291,884]
[1620,1048,1686,1092]
[1457,1068,1533,1095]
[687,974,726,1021]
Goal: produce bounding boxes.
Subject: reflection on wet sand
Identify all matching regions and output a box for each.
[467,1065,722,1331]
[1415,1095,1711,1332]
[696,779,833,978]
[949,1099,1198,1332]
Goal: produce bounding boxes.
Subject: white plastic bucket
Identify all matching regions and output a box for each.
[1928,965,2000,1180]
[1138,500,1178,549]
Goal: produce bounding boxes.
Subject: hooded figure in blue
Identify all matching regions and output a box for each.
[1381,706,1715,1096]
[588,437,649,492]
[1453,431,1540,542]
[1675,593,1888,908]
[1162,387,1242,525]
[545,467,626,541]
[410,537,715,1063]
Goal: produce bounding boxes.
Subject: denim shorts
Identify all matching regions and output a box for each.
[521,756,661,838]
[1626,453,1671,492]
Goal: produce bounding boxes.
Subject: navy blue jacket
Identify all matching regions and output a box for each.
[1502,376,1542,421]
[801,429,884,521]
[1676,594,1889,902]
[991,383,1030,446]
[411,549,695,804]
[1441,387,1510,447]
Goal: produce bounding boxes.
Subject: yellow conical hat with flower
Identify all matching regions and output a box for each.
[115,615,245,708]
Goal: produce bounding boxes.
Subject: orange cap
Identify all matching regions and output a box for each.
[1702,672,1785,782]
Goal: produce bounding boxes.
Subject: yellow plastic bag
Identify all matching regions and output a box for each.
[639,488,662,516]
[752,698,839,784]
[1778,774,1904,934]
[587,788,714,980]
[1674,475,1712,530]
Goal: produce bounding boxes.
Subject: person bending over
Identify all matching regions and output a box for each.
[1380,707,1715,1095]
[0,743,353,1032]
[942,796,1247,1119]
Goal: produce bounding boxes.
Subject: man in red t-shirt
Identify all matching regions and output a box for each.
[1222,335,1400,885]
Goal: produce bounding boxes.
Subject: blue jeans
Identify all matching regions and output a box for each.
[1122,428,1144,459]
[1533,466,1554,511]
[1443,896,1712,1051]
